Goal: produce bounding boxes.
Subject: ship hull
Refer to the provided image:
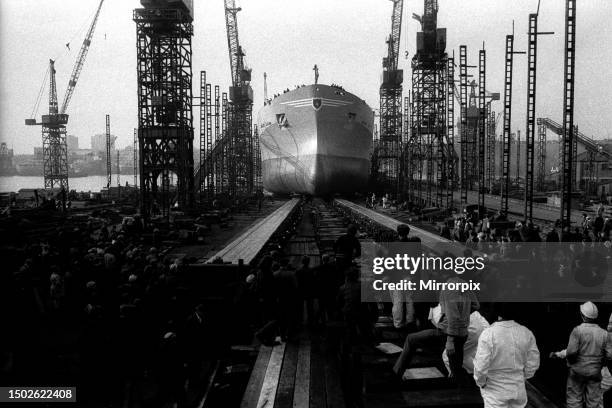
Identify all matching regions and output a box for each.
[258,84,373,195]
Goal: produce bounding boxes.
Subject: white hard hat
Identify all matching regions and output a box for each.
[580,301,598,319]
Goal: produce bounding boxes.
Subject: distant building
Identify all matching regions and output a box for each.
[0,143,15,175]
[67,135,79,151]
[91,133,117,153]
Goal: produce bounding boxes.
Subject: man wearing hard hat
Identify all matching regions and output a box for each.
[562,302,612,408]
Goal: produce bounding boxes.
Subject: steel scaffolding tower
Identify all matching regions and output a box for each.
[446,56,455,209]
[561,0,577,227]
[134,7,195,218]
[524,12,553,223]
[459,45,468,205]
[537,118,547,190]
[501,35,517,215]
[106,114,111,189]
[378,0,404,194]
[222,0,257,199]
[478,49,486,217]
[486,108,496,191]
[524,14,538,223]
[198,72,207,199]
[253,124,262,193]
[408,0,447,207]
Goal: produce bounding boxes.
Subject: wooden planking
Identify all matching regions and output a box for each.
[275,342,299,408]
[324,353,345,408]
[257,343,287,408]
[401,388,483,407]
[241,346,273,408]
[309,341,326,408]
[208,199,300,265]
[293,340,311,408]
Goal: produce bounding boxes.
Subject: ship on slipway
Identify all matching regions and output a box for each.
[258,84,374,195]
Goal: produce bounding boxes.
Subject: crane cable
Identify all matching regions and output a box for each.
[30,65,50,119]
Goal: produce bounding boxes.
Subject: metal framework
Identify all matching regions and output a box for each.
[537,118,547,190]
[478,49,486,217]
[446,56,455,209]
[222,0,257,199]
[26,1,104,192]
[41,60,69,191]
[561,0,577,227]
[486,108,496,191]
[134,7,195,218]
[106,114,111,189]
[406,0,448,208]
[501,35,515,215]
[378,0,404,193]
[524,14,538,223]
[523,12,553,223]
[459,45,468,205]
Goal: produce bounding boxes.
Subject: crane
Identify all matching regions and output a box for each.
[224,0,252,103]
[223,0,255,197]
[377,0,404,192]
[25,0,105,191]
[61,0,105,115]
[383,0,404,76]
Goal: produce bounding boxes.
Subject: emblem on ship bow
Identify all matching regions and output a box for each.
[312,98,322,111]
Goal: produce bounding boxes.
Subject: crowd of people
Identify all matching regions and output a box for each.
[1,215,218,406]
[2,193,612,408]
[341,196,612,407]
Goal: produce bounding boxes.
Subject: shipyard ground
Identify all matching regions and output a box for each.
[2,195,612,407]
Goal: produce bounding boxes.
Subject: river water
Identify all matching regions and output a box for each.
[0,175,139,193]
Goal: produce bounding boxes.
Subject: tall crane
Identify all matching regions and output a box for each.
[25,0,105,191]
[377,0,404,193]
[223,0,255,197]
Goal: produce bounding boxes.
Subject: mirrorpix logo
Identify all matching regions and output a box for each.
[312,98,322,111]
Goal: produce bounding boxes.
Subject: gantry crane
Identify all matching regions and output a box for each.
[25,0,105,191]
[223,0,255,197]
[377,0,404,194]
[406,0,451,208]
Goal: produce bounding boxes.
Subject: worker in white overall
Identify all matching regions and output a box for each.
[473,305,540,408]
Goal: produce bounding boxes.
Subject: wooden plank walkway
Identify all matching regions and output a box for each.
[240,339,344,408]
[207,198,300,265]
[335,199,450,247]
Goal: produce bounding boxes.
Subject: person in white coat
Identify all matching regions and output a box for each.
[473,305,540,408]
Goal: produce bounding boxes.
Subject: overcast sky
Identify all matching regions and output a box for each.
[1,0,611,154]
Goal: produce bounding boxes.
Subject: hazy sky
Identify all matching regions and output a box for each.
[1,0,611,154]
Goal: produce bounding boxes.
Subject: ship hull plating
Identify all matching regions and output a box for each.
[258,84,373,195]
